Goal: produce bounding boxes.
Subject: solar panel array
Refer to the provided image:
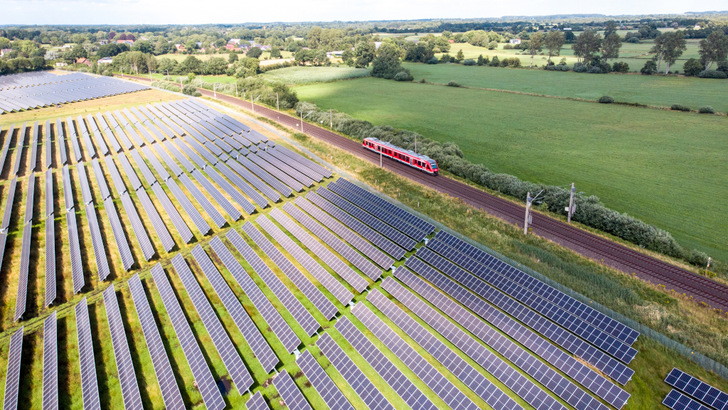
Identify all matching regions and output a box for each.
[14,174,35,321]
[103,285,143,410]
[273,369,312,410]
[3,327,23,410]
[0,72,149,114]
[187,247,278,375]
[127,274,185,409]
[226,228,320,336]
[150,263,225,410]
[663,389,713,410]
[75,298,100,410]
[246,391,269,410]
[334,316,437,410]
[44,170,56,306]
[665,368,728,410]
[296,350,354,410]
[42,312,57,410]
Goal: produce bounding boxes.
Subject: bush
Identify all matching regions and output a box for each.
[598,96,614,104]
[446,81,462,87]
[670,104,691,112]
[641,60,657,75]
[612,62,630,73]
[182,84,201,96]
[698,106,715,114]
[462,59,476,66]
[426,56,439,64]
[683,58,703,76]
[698,70,728,79]
[544,62,570,71]
[573,63,587,73]
[393,71,413,81]
[588,66,604,74]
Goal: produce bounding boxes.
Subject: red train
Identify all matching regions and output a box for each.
[362,137,439,175]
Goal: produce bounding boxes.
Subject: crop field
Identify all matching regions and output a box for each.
[261,66,370,84]
[295,77,728,261]
[442,38,702,71]
[403,62,728,112]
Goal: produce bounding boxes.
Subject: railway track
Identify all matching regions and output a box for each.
[126,76,728,313]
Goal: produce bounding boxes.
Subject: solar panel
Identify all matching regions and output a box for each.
[368,288,525,410]
[275,145,332,178]
[45,195,56,306]
[306,191,405,260]
[247,153,304,192]
[96,113,121,153]
[102,285,143,409]
[294,197,393,270]
[76,115,97,160]
[151,143,183,177]
[0,124,15,173]
[381,277,562,410]
[665,368,728,410]
[55,120,67,166]
[425,240,635,384]
[12,122,26,175]
[104,156,128,195]
[203,165,256,214]
[171,137,206,169]
[149,264,225,410]
[14,222,32,321]
[235,154,292,197]
[91,159,111,201]
[273,369,312,410]
[214,161,268,209]
[164,178,212,235]
[317,187,416,251]
[350,302,479,410]
[246,392,269,410]
[2,327,23,410]
[171,254,256,387]
[86,115,109,156]
[29,121,39,172]
[435,230,640,345]
[42,312,57,410]
[149,183,194,244]
[66,119,83,162]
[2,176,18,230]
[75,299,100,410]
[425,240,637,365]
[127,274,185,410]
[257,214,353,306]
[77,162,93,205]
[256,150,315,187]
[120,192,155,261]
[270,208,368,292]
[316,332,395,410]
[66,211,85,293]
[190,168,242,220]
[208,237,301,353]
[403,258,626,409]
[129,149,157,186]
[44,120,52,169]
[224,157,280,203]
[334,316,437,410]
[85,203,110,281]
[117,153,143,191]
[297,350,354,410]
[283,203,381,281]
[24,172,36,222]
[163,140,195,172]
[663,389,713,410]
[267,147,324,182]
[141,145,170,181]
[104,197,134,270]
[178,174,227,228]
[226,228,320,336]
[135,188,175,252]
[241,222,338,320]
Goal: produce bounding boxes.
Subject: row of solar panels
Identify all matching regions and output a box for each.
[663,368,728,410]
[0,71,89,90]
[0,73,149,114]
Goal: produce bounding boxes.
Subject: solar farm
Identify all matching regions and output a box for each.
[0,70,724,410]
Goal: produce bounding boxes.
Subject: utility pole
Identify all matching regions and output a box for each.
[329,109,333,129]
[300,111,303,132]
[414,135,417,153]
[567,182,576,223]
[523,190,542,235]
[380,150,383,167]
[251,95,254,113]
[276,92,279,111]
[235,82,238,97]
[179,77,183,91]
[213,83,216,98]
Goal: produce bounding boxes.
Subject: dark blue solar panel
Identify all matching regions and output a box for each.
[665,368,728,410]
[663,389,712,410]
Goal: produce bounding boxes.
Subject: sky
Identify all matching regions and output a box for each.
[1,0,726,25]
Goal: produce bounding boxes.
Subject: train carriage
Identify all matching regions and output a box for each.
[362,137,439,175]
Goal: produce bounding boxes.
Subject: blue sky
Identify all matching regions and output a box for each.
[1,0,725,25]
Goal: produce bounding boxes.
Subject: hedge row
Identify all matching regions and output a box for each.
[295,101,718,271]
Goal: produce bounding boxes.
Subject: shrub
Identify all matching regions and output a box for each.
[683,58,703,76]
[587,66,604,74]
[544,62,570,71]
[489,56,500,67]
[426,56,439,64]
[698,70,728,79]
[446,81,462,87]
[573,63,587,73]
[393,71,413,81]
[598,96,614,104]
[612,62,630,73]
[641,60,657,75]
[670,104,691,112]
[698,106,715,114]
[463,59,476,66]
[419,78,426,83]
[182,84,201,96]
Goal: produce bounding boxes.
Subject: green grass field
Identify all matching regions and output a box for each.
[295,77,728,261]
[261,66,370,85]
[403,62,728,112]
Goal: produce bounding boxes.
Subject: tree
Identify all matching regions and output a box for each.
[246,47,262,59]
[650,31,687,74]
[683,58,703,76]
[528,32,544,68]
[228,53,238,63]
[477,54,485,66]
[179,55,202,74]
[544,31,565,63]
[371,42,407,80]
[270,46,281,58]
[604,21,618,38]
[108,31,116,41]
[69,43,87,60]
[455,49,464,63]
[640,60,657,75]
[564,31,576,43]
[404,42,434,63]
[131,40,153,54]
[354,40,375,68]
[205,57,227,75]
[0,37,10,49]
[572,30,602,64]
[699,30,728,70]
[601,32,622,63]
